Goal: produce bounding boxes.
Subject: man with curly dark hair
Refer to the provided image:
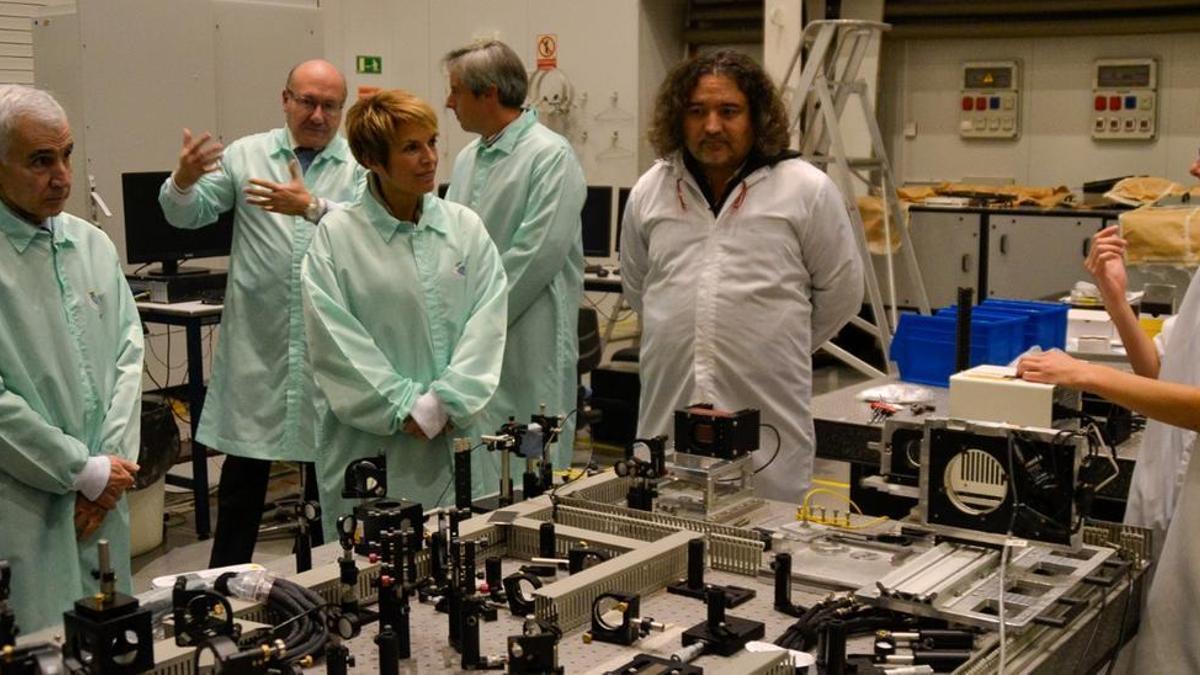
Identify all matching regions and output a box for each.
[620,49,863,501]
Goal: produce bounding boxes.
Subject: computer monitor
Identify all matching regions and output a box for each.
[581,185,613,258]
[122,171,234,276]
[615,187,631,254]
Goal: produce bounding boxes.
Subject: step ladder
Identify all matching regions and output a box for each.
[780,19,931,378]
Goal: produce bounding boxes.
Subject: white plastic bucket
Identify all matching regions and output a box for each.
[128,477,166,556]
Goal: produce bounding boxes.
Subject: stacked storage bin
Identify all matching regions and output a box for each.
[890,299,1068,387]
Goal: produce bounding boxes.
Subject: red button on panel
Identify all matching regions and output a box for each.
[962,96,973,111]
[975,96,987,110]
[1094,95,1106,111]
[1109,96,1121,110]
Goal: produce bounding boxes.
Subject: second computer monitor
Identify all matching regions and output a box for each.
[122,170,234,275]
[615,187,631,254]
[581,185,613,259]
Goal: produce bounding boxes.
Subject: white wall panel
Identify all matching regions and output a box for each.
[32,10,84,214]
[213,0,322,143]
[0,3,43,18]
[0,28,31,43]
[428,0,530,173]
[883,32,1200,188]
[323,0,428,104]
[637,0,685,172]
[0,42,31,55]
[323,0,665,190]
[76,0,218,263]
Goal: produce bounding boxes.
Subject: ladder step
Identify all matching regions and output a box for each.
[688,6,762,22]
[802,156,883,169]
[682,27,763,45]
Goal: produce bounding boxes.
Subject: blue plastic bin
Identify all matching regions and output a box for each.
[936,299,1068,351]
[979,299,1068,349]
[890,312,1026,387]
[936,306,1041,350]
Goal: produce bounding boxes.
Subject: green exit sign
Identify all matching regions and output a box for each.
[356,55,382,74]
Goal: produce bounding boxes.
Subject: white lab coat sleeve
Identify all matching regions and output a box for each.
[97,271,145,462]
[301,232,425,436]
[619,184,648,315]
[158,156,238,230]
[800,175,864,348]
[73,455,111,501]
[499,145,585,324]
[430,218,508,427]
[0,373,92,494]
[409,391,449,439]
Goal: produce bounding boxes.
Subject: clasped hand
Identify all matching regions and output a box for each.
[75,456,140,540]
[402,417,453,441]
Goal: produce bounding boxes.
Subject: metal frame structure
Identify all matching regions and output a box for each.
[781,19,932,377]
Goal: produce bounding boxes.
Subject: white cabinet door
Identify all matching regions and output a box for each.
[987,215,1101,300]
[875,209,980,308]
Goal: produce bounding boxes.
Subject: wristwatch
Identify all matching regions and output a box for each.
[304,197,322,223]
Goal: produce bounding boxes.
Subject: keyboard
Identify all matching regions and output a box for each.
[197,289,225,305]
[585,265,619,278]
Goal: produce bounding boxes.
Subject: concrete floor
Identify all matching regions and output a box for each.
[130,458,297,592]
[131,360,869,591]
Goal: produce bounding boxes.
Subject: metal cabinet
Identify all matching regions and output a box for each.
[875,210,980,308]
[874,207,1116,310]
[986,215,1104,300]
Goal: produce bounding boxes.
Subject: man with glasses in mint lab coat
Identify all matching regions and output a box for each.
[159,60,366,565]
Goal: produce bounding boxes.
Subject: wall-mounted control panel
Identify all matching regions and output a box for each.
[959,61,1020,140]
[1092,58,1157,141]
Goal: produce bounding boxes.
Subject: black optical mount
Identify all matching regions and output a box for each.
[62,540,155,675]
[272,498,321,574]
[601,654,702,675]
[0,561,15,649]
[583,592,665,646]
[341,456,387,499]
[680,585,765,657]
[771,552,806,617]
[527,411,564,498]
[483,422,524,507]
[1,559,70,675]
[172,577,239,647]
[614,436,667,512]
[507,617,563,674]
[666,537,755,608]
[192,635,301,675]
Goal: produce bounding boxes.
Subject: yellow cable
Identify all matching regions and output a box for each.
[797,486,889,531]
[800,487,862,515]
[834,515,890,530]
[811,477,851,489]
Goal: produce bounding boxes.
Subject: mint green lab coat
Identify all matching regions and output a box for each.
[301,187,507,539]
[0,205,143,632]
[158,129,366,461]
[446,109,584,481]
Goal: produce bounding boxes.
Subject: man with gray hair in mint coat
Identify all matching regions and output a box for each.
[443,39,585,489]
[0,84,143,631]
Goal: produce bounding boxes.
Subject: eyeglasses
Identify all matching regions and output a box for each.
[285,89,344,115]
